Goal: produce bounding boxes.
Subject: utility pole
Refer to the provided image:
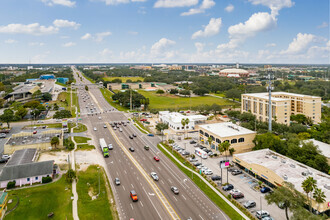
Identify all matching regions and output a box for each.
[267,67,274,132]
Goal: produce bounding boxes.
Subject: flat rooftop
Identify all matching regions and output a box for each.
[160,111,207,123]
[6,148,37,166]
[305,139,330,159]
[198,122,256,137]
[243,92,321,101]
[235,149,330,201]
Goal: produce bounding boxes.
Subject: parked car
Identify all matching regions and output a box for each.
[211,175,221,181]
[0,133,6,138]
[229,189,241,195]
[203,169,213,175]
[130,190,138,202]
[193,162,202,167]
[153,156,160,162]
[129,135,133,139]
[150,172,159,181]
[115,178,120,185]
[189,158,198,162]
[255,211,270,219]
[189,140,197,144]
[147,133,154,137]
[0,158,8,163]
[222,184,234,191]
[260,187,271,193]
[231,169,243,175]
[232,192,244,199]
[243,200,256,209]
[144,145,149,150]
[261,217,274,220]
[93,127,97,131]
[132,134,137,137]
[171,186,179,194]
[129,147,135,152]
[33,130,37,134]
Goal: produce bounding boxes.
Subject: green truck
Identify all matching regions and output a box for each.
[99,138,109,157]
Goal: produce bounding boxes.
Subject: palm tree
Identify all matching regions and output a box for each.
[301,176,317,212]
[208,136,213,149]
[51,136,60,149]
[313,188,326,213]
[229,147,235,156]
[219,141,231,159]
[181,118,189,139]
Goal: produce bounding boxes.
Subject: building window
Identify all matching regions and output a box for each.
[210,135,215,140]
[313,116,315,119]
[200,130,204,135]
[27,178,30,181]
[313,113,315,115]
[177,127,179,130]
[182,127,184,129]
[216,138,220,143]
[285,113,287,115]
[35,177,38,180]
[205,133,209,137]
[231,139,237,144]
[238,138,244,143]
[285,120,287,122]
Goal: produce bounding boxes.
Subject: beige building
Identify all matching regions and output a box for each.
[241,92,321,125]
[233,149,330,214]
[197,122,256,154]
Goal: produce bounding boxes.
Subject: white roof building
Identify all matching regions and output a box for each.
[198,122,256,138]
[305,139,330,159]
[159,111,207,131]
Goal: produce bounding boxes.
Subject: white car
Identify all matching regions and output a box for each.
[229,189,241,195]
[150,172,159,181]
[103,124,107,128]
[98,117,101,120]
[203,169,213,175]
[93,127,97,131]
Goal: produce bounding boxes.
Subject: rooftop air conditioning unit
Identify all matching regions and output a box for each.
[272,155,277,159]
[324,184,330,190]
[302,171,308,176]
[290,164,296,168]
[283,175,288,180]
[281,159,286,163]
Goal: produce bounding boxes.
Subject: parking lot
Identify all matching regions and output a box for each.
[171,132,288,220]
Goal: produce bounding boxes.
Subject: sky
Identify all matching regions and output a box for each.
[0,0,329,64]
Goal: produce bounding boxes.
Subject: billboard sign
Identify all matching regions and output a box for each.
[220,160,230,168]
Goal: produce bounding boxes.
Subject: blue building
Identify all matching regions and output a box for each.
[56,77,69,84]
[40,74,55,80]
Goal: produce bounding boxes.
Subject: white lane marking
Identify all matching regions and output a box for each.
[182,195,186,200]
[140,201,144,207]
[158,166,161,170]
[142,187,163,220]
[122,186,125,191]
[160,180,165,185]
[173,196,177,202]
[130,204,133,210]
[199,214,204,220]
[116,171,119,176]
[131,184,134,188]
[124,170,127,174]
[137,177,139,180]
[168,179,172,184]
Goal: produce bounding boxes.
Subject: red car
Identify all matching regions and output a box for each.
[140,119,147,121]
[153,156,160,162]
[33,130,37,134]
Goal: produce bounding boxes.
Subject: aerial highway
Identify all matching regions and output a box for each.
[72,66,229,220]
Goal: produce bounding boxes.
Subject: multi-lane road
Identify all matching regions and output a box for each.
[72,67,228,220]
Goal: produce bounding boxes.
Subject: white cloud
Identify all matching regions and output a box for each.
[53,19,80,29]
[100,48,113,56]
[81,33,92,40]
[62,42,76,47]
[218,12,276,50]
[317,22,328,29]
[225,4,234,12]
[151,38,176,58]
[29,42,45,46]
[0,23,58,35]
[4,39,17,44]
[95,32,112,42]
[41,0,76,7]
[80,32,111,42]
[181,0,215,16]
[195,42,204,53]
[138,6,147,14]
[192,18,222,39]
[281,33,315,54]
[154,0,198,8]
[248,0,294,15]
[92,0,146,5]
[266,43,276,47]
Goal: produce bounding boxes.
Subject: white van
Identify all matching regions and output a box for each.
[119,128,122,132]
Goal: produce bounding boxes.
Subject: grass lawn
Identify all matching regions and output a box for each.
[138,90,237,110]
[100,88,127,111]
[72,88,80,114]
[76,144,95,151]
[73,123,87,133]
[133,118,149,134]
[81,72,95,83]
[77,165,117,220]
[157,143,248,220]
[73,136,91,144]
[5,177,73,220]
[55,81,67,87]
[103,76,144,82]
[25,123,62,128]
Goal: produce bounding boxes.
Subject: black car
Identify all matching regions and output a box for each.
[222,184,234,191]
[193,162,202,166]
[231,169,243,175]
[0,158,8,163]
[129,147,135,152]
[129,135,133,139]
[189,140,197,144]
[211,175,222,181]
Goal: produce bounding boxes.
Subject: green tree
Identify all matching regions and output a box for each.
[193,88,209,96]
[169,89,178,94]
[32,89,42,99]
[155,122,168,142]
[219,141,230,159]
[265,182,305,220]
[156,89,165,94]
[301,176,317,212]
[53,110,72,119]
[290,114,307,124]
[181,118,190,138]
[208,136,213,149]
[15,107,28,119]
[225,89,241,100]
[51,136,60,149]
[0,109,14,128]
[65,169,76,183]
[313,188,326,213]
[179,89,191,97]
[42,92,52,101]
[85,85,89,91]
[229,147,235,156]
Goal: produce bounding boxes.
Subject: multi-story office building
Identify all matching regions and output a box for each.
[241,92,321,125]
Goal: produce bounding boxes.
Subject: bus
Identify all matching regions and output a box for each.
[99,138,109,158]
